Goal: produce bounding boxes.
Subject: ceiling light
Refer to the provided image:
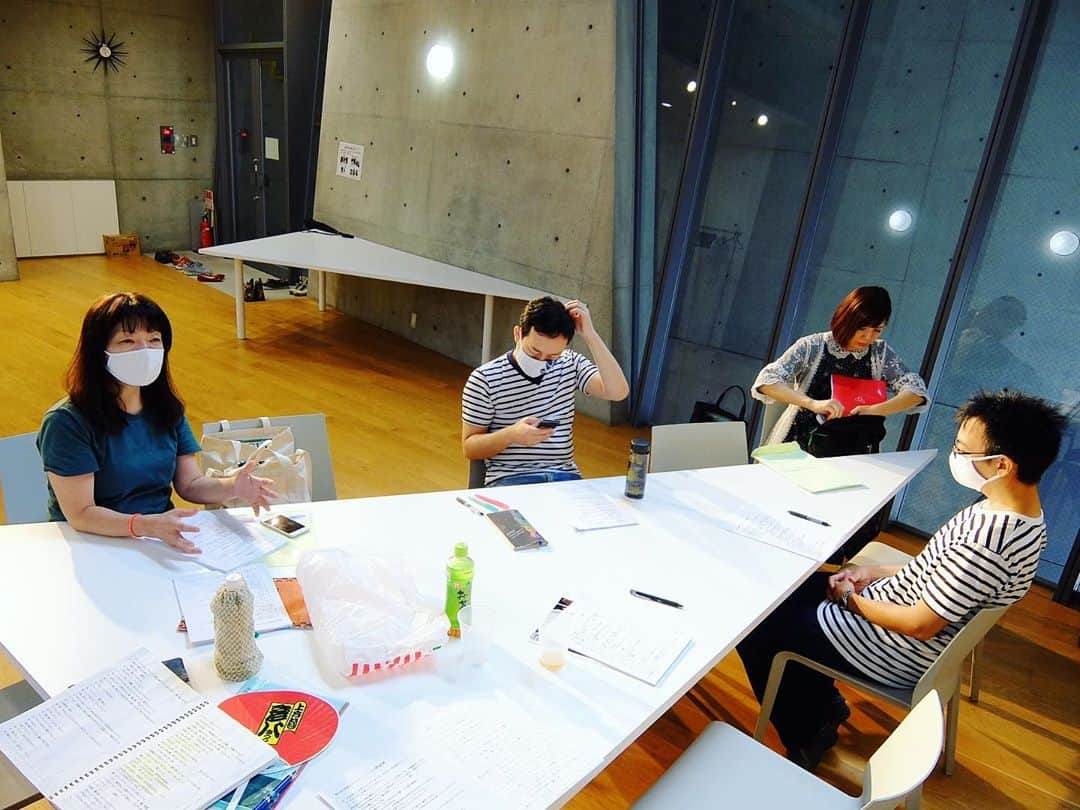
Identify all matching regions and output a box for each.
[660,101,673,108]
[1049,229,1079,256]
[888,209,913,232]
[426,43,454,79]
[756,114,768,126]
[686,80,697,93]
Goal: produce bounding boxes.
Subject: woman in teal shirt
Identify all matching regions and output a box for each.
[38,292,275,553]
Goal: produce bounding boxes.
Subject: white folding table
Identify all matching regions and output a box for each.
[0,451,934,808]
[201,232,553,362]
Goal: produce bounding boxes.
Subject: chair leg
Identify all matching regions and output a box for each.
[968,642,982,703]
[754,654,789,743]
[905,786,922,810]
[944,690,960,776]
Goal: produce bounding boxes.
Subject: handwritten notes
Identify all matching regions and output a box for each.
[173,565,292,645]
[174,510,288,572]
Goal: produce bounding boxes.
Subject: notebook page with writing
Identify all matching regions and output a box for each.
[174,565,292,645]
[0,649,275,810]
[177,510,288,572]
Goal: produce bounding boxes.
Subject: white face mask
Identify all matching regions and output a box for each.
[105,347,165,387]
[948,450,1005,494]
[514,346,549,378]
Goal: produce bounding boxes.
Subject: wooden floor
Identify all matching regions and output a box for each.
[0,256,1077,809]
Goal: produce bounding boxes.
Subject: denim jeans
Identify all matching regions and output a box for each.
[488,470,583,487]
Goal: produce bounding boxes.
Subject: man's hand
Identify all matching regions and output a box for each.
[809,398,845,420]
[511,416,556,446]
[565,300,596,339]
[827,565,878,600]
[137,509,202,554]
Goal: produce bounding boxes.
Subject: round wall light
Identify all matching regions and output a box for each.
[426,43,454,79]
[756,114,769,126]
[686,80,698,93]
[888,209,913,232]
[1049,229,1079,256]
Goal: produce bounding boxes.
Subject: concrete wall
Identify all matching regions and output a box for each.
[0,0,215,252]
[0,131,16,281]
[313,0,616,417]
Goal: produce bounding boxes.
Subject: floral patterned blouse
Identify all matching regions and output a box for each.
[752,332,928,448]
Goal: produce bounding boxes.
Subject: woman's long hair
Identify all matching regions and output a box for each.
[830,286,892,348]
[64,292,185,433]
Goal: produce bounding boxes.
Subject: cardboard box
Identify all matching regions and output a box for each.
[103,233,141,257]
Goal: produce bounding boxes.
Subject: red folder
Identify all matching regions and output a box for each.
[830,374,887,416]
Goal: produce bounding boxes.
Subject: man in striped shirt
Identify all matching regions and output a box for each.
[462,297,629,486]
[737,390,1066,770]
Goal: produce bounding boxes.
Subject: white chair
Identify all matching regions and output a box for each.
[753,605,1008,808]
[0,432,49,525]
[650,422,748,473]
[635,691,943,810]
[467,459,486,489]
[850,542,986,703]
[201,414,336,502]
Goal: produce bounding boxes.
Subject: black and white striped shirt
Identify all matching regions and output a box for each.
[462,350,599,485]
[818,503,1045,688]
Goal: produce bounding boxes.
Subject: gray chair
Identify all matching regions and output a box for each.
[467,459,486,489]
[753,605,1009,808]
[650,422,748,472]
[0,683,43,808]
[201,414,336,502]
[759,400,787,447]
[636,691,943,810]
[0,432,48,525]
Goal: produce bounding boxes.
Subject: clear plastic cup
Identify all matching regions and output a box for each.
[457,604,488,669]
[538,621,570,671]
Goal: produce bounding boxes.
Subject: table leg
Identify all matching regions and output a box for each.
[317,269,326,312]
[233,258,246,339]
[482,294,494,363]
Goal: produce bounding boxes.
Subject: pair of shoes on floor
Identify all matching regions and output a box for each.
[289,276,309,296]
[196,272,225,283]
[261,277,290,290]
[786,695,851,772]
[171,255,206,275]
[243,278,265,302]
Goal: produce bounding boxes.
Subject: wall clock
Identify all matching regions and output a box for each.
[81,30,128,73]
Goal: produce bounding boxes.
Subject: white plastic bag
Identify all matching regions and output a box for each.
[296,549,449,678]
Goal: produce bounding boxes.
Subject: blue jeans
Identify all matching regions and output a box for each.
[488,470,582,487]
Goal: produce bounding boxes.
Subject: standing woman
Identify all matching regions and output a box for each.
[37,292,275,553]
[753,286,928,449]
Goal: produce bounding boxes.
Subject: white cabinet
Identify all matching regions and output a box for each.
[6,180,120,258]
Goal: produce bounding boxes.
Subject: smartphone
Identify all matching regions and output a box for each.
[261,514,309,538]
[538,419,561,429]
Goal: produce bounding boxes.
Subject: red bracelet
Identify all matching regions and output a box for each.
[128,513,141,538]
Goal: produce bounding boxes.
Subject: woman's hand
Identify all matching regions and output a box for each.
[232,457,279,516]
[809,398,845,420]
[137,509,201,553]
[850,403,884,416]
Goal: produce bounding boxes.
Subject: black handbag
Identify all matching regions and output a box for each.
[805,414,887,458]
[690,385,747,424]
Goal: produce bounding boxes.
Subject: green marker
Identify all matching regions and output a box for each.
[445,542,474,638]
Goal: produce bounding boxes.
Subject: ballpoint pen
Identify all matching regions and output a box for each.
[630,589,684,610]
[455,496,487,517]
[787,510,831,527]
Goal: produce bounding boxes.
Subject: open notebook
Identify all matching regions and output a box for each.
[0,649,276,810]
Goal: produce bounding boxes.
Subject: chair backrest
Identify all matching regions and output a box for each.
[201,414,337,502]
[860,690,943,809]
[467,459,487,488]
[912,604,1010,705]
[650,422,748,473]
[758,400,787,448]
[0,432,49,525]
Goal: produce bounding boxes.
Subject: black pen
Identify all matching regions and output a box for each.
[788,510,830,527]
[630,589,684,610]
[455,496,486,517]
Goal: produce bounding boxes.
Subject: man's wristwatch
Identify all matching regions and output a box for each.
[840,589,855,611]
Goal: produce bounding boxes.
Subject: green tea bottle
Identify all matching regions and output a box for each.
[445,542,474,638]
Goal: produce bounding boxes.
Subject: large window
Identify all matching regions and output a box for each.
[896,2,1080,586]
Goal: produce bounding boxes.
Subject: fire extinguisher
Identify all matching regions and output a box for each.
[199,213,213,248]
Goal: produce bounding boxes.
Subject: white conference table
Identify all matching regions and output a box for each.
[0,450,933,808]
[201,232,552,361]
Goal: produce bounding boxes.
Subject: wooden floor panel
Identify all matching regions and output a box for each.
[1,256,1077,809]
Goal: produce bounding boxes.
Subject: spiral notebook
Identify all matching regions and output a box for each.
[0,649,276,810]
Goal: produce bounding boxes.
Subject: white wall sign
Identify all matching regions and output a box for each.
[336,141,364,180]
[265,137,280,161]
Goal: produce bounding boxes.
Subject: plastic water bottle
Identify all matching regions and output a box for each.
[624,438,650,499]
[211,573,263,681]
[445,542,474,638]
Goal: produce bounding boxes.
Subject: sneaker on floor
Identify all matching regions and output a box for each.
[289,276,309,296]
[197,272,225,283]
[243,279,265,302]
[262,277,290,289]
